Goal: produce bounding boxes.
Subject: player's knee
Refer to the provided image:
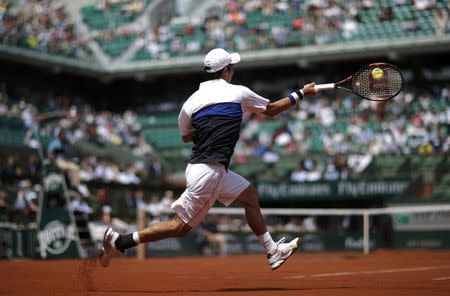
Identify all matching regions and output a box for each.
[169,218,190,237]
[176,226,190,237]
[238,185,260,208]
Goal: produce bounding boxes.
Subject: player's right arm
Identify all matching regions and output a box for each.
[262,82,317,117]
[241,82,317,118]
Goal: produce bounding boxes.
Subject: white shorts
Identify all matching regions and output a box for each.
[171,163,250,227]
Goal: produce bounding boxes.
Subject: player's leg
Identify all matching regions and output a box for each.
[234,185,277,253]
[136,214,191,242]
[100,163,225,267]
[218,171,301,270]
[99,215,190,267]
[234,185,301,270]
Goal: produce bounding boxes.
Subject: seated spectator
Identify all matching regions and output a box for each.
[100,205,129,233]
[197,215,227,256]
[0,191,9,222]
[378,7,394,22]
[2,156,20,179]
[291,162,308,182]
[70,192,93,215]
[284,217,303,232]
[291,159,322,183]
[414,0,437,10]
[11,180,37,223]
[323,162,340,181]
[145,194,162,223]
[47,129,89,197]
[302,216,318,232]
[26,154,40,176]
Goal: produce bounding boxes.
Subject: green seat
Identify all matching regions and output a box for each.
[373,155,406,178]
[81,0,153,30]
[143,128,186,149]
[138,113,178,128]
[0,128,26,146]
[410,156,443,182]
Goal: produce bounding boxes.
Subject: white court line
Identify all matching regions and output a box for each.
[287,265,450,279]
[433,276,450,281]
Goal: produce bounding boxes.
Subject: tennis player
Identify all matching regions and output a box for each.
[100,48,318,270]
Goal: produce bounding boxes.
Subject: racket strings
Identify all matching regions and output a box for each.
[353,65,403,101]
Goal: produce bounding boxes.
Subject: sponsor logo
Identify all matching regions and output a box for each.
[406,239,442,248]
[345,237,375,249]
[43,173,65,192]
[302,234,324,252]
[338,180,409,197]
[257,183,332,199]
[37,220,76,258]
[148,238,182,251]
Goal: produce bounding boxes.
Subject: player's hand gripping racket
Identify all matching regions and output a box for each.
[314,63,403,101]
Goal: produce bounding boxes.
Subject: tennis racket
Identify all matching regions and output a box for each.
[314,63,403,101]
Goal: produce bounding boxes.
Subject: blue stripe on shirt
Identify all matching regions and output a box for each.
[192,102,242,121]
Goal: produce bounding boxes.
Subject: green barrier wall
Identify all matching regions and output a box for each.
[2,228,449,259]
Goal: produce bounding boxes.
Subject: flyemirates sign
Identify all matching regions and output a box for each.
[257,179,410,201]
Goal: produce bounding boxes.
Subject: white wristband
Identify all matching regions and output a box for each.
[290,91,299,101]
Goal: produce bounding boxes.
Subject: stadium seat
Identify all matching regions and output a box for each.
[0,128,26,147]
[81,0,152,30]
[138,113,178,128]
[143,128,185,149]
[372,155,406,178]
[97,35,137,57]
[409,155,443,182]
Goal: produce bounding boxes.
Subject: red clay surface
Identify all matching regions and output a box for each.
[1,250,450,296]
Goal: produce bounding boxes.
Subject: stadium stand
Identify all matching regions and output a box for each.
[81,0,152,31]
[0,0,93,61]
[2,77,448,225]
[134,0,450,61]
[1,0,448,62]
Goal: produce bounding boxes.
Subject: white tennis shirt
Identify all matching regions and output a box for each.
[178,79,270,168]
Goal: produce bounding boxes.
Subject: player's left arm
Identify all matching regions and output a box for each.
[178,108,194,143]
[182,133,193,143]
[263,82,317,117]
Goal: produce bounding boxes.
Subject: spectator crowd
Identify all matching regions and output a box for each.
[234,83,450,182]
[1,0,448,61]
[0,0,93,61]
[138,0,449,60]
[0,81,166,224]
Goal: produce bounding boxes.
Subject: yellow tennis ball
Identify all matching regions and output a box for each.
[372,67,384,80]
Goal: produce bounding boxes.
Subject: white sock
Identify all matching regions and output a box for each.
[257,232,277,255]
[132,232,141,244]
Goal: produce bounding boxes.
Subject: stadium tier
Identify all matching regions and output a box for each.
[0,0,93,61]
[1,81,448,198]
[1,0,449,63]
[131,0,450,61]
[81,0,153,31]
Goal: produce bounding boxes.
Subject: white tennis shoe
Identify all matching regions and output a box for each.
[267,237,301,270]
[99,227,123,267]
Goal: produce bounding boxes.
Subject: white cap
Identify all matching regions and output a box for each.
[204,48,241,73]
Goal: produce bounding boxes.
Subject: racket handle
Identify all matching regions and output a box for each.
[315,83,335,91]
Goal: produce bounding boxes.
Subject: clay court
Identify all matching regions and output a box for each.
[1,250,450,296]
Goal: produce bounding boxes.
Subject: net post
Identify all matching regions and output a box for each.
[363,211,370,255]
[136,208,146,260]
